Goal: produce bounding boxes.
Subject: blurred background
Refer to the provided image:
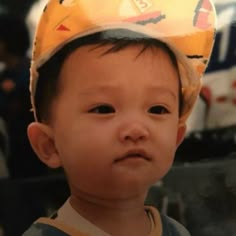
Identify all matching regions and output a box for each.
[0,0,235,235]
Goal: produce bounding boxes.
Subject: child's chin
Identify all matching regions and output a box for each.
[105,178,158,199]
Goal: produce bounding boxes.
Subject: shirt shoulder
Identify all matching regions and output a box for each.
[145,206,191,236]
[161,214,191,236]
[22,217,90,236]
[22,221,70,236]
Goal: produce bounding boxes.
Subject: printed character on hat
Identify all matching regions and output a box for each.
[23,0,216,235]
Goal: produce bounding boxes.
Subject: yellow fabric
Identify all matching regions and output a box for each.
[30,0,216,123]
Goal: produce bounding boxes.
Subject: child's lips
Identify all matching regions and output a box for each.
[114,149,152,162]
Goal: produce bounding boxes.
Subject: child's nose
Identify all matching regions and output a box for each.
[119,122,150,143]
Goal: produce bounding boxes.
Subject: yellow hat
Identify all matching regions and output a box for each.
[30,0,216,124]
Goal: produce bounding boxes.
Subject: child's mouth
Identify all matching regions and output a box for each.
[114,149,151,162]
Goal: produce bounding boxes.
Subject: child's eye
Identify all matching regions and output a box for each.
[148,105,169,114]
[88,105,115,114]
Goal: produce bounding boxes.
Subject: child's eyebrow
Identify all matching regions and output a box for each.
[77,85,177,100]
[146,86,177,101]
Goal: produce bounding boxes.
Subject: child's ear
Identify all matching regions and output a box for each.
[27,122,61,169]
[176,124,186,147]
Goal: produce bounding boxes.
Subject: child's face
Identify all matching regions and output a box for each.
[49,44,185,199]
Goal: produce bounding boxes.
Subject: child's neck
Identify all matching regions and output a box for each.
[70,191,151,236]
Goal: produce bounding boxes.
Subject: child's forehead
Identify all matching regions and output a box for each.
[59,44,179,100]
[66,45,176,83]
[61,43,177,79]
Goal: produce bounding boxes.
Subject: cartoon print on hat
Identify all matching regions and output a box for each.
[194,0,213,29]
[30,0,216,123]
[59,0,77,6]
[124,11,166,25]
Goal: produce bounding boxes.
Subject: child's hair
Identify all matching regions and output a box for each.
[35,29,183,122]
[0,13,30,57]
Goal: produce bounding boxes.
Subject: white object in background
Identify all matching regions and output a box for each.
[26,0,48,56]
